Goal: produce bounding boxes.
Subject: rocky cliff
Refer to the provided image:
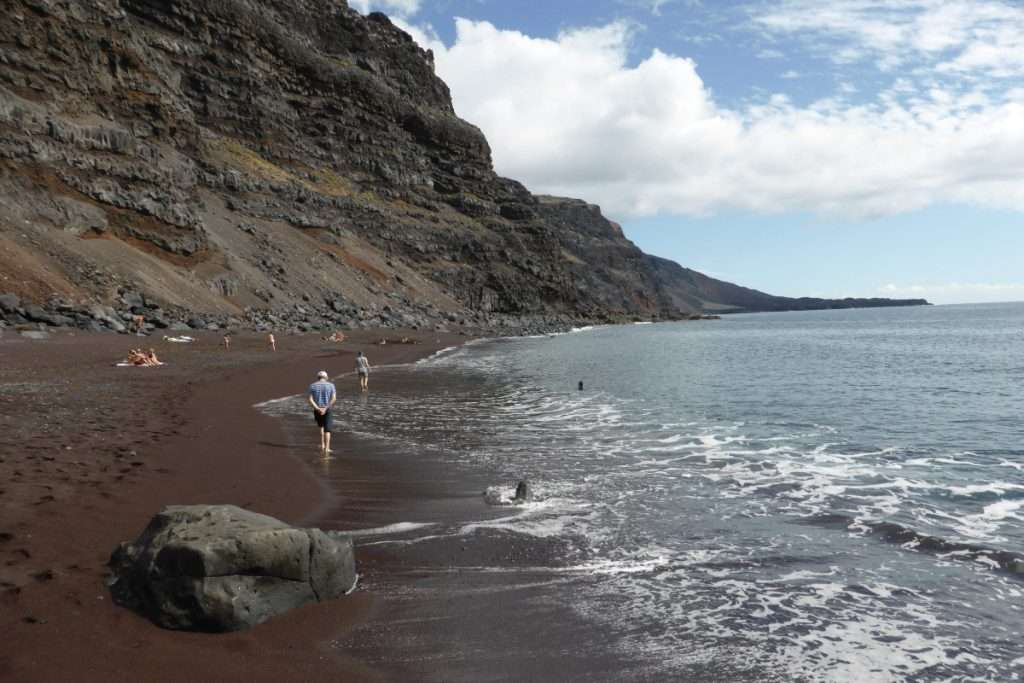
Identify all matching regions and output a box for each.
[0,0,926,333]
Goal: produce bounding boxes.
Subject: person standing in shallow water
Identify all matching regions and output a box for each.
[355,351,371,391]
[308,370,337,455]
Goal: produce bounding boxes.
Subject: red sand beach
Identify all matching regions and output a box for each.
[0,328,463,682]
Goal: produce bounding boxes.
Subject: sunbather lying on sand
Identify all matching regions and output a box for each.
[118,348,163,367]
[323,331,346,343]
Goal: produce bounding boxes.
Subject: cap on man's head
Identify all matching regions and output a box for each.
[317,370,328,379]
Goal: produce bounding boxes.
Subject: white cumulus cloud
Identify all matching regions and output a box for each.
[878,282,1024,305]
[349,0,421,19]
[396,14,1024,220]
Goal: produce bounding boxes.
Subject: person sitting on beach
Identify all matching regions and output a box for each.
[122,348,160,366]
[355,351,371,391]
[131,314,145,334]
[268,333,276,351]
[308,370,337,455]
[324,330,346,343]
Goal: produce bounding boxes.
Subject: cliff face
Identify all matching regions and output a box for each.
[0,0,925,332]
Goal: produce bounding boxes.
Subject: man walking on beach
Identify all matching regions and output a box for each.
[355,351,371,391]
[308,370,336,455]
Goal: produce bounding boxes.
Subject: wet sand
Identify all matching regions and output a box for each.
[266,359,643,682]
[0,327,463,682]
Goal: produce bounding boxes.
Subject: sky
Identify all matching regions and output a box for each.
[349,0,1024,304]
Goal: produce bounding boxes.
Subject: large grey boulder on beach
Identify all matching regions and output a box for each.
[108,505,356,632]
[0,293,19,313]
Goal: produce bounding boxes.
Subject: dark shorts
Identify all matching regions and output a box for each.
[314,409,333,431]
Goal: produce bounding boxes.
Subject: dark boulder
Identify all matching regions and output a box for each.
[108,505,357,632]
[483,480,531,506]
[24,306,74,327]
[0,293,20,313]
[147,314,170,329]
[121,292,145,309]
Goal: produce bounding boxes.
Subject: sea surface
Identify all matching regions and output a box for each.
[261,302,1024,682]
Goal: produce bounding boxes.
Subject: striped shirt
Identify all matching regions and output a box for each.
[308,380,336,409]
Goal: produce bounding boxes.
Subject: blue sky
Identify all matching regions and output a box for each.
[352,0,1024,303]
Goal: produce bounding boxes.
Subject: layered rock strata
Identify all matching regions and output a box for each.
[0,0,927,333]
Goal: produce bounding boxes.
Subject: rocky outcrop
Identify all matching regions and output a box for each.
[108,505,356,632]
[0,0,927,330]
[484,481,530,506]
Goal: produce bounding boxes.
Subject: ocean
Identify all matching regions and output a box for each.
[261,302,1024,682]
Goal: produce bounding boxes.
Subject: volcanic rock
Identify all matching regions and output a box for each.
[108,505,356,632]
[484,481,531,506]
[0,293,21,313]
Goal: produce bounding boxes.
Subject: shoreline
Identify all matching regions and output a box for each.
[270,335,647,681]
[1,327,465,682]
